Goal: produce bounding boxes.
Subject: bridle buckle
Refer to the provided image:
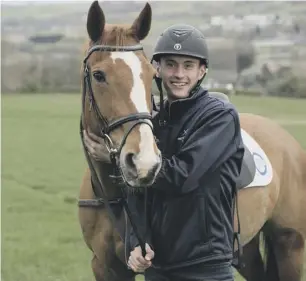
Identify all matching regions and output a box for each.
[102,133,118,154]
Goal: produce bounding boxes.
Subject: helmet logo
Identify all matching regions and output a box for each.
[174,43,182,50]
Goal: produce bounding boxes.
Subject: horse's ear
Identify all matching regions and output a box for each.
[87,1,105,42]
[131,2,152,41]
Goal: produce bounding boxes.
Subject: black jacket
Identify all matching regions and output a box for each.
[128,87,244,270]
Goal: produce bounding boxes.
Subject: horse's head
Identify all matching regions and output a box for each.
[82,1,161,187]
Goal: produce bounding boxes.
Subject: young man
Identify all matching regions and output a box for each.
[84,24,244,281]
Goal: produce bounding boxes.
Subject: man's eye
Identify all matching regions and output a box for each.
[93,71,106,83]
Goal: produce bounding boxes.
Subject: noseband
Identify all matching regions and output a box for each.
[81,44,153,183]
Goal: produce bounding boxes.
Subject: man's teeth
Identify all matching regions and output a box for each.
[172,82,187,86]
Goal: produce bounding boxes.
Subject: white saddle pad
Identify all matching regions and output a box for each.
[241,129,273,188]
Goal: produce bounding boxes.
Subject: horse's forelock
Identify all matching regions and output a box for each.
[101,24,135,46]
[83,24,138,67]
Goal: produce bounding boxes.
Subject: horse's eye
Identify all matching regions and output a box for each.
[93,71,106,83]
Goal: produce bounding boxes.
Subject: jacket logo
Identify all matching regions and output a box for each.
[177,129,188,142]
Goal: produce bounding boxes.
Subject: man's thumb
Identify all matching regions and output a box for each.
[145,243,154,260]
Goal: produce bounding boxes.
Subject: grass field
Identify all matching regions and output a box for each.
[2,94,306,281]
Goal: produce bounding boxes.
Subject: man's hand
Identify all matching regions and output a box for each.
[83,129,109,162]
[128,243,155,273]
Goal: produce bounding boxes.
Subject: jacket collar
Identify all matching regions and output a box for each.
[164,87,208,121]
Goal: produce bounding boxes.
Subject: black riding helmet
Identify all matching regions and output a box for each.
[152,24,209,69]
[151,24,209,105]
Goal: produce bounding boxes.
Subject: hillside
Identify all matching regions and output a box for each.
[2,1,306,92]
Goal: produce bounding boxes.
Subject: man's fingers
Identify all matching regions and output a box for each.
[129,247,151,265]
[136,255,151,266]
[83,131,98,151]
[128,258,147,273]
[127,245,153,273]
[83,135,94,154]
[87,129,104,144]
[145,253,154,261]
[130,252,147,266]
[145,243,155,261]
[129,263,146,273]
[83,136,92,152]
[83,130,99,146]
[83,131,91,147]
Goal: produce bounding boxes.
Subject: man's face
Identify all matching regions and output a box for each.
[157,55,206,101]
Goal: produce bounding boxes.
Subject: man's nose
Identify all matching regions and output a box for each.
[174,65,184,78]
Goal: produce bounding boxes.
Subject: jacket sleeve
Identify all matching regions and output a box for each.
[153,108,243,195]
[128,190,153,251]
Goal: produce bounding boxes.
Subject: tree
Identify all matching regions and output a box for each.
[236,42,255,77]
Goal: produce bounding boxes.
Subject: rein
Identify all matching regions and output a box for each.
[78,43,151,258]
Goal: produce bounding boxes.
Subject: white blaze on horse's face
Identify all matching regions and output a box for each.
[111,52,161,186]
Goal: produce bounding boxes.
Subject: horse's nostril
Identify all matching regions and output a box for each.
[125,153,136,170]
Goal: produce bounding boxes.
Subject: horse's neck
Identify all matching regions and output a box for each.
[92,162,123,199]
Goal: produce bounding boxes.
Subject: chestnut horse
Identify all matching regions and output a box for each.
[78,2,306,281]
[234,113,306,281]
[78,2,161,280]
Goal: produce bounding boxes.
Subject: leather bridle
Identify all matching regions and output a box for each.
[81,44,153,178]
[79,43,153,258]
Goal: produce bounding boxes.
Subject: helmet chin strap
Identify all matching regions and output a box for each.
[154,75,166,127]
[189,68,208,96]
[151,57,167,127]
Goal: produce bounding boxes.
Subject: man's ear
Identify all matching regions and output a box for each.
[199,65,207,80]
[156,63,161,78]
[156,67,160,78]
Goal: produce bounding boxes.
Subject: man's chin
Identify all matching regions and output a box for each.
[169,90,190,100]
